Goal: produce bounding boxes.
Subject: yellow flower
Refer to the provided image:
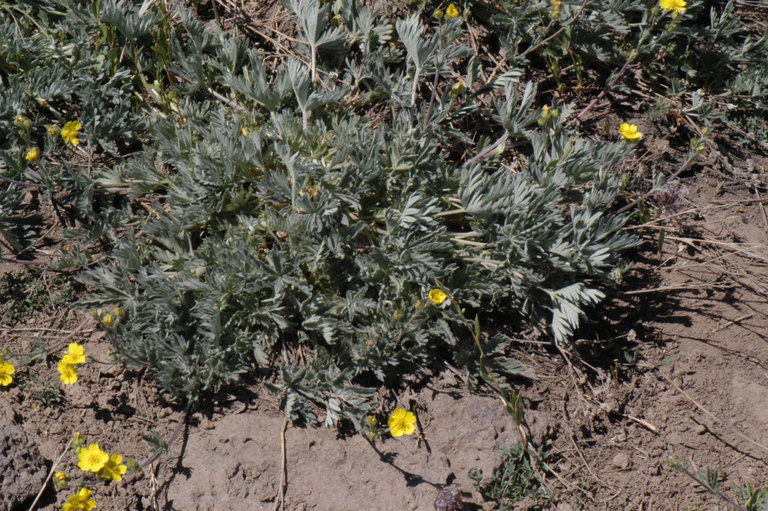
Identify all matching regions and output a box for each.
[449,81,465,98]
[103,313,114,326]
[100,453,128,481]
[61,121,82,146]
[428,289,448,305]
[26,147,40,162]
[433,8,443,19]
[388,408,417,437]
[57,361,78,385]
[55,471,68,481]
[618,123,642,142]
[659,0,686,13]
[62,343,86,365]
[446,3,460,18]
[0,361,15,387]
[77,444,109,473]
[62,487,96,511]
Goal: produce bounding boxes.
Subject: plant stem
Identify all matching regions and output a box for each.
[434,278,527,447]
[311,45,317,83]
[411,66,421,107]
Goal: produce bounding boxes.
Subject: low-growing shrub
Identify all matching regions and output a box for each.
[77,0,643,419]
[0,0,764,422]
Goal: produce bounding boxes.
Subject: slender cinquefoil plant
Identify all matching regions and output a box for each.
[1,0,763,422]
[77,0,639,418]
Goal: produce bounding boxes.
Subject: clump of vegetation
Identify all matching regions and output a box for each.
[0,0,765,426]
[0,269,83,324]
[470,444,554,509]
[668,457,768,511]
[16,374,64,407]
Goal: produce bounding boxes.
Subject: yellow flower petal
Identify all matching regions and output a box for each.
[61,121,82,146]
[62,342,86,365]
[100,453,128,481]
[659,0,686,13]
[63,487,95,511]
[25,148,39,162]
[618,122,642,142]
[446,3,460,18]
[428,289,447,305]
[0,361,15,387]
[77,444,109,472]
[388,408,417,437]
[57,361,78,385]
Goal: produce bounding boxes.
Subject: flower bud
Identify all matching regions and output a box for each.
[449,81,465,98]
[550,0,562,19]
[14,115,32,129]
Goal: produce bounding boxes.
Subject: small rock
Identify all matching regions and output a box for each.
[695,424,707,435]
[434,485,462,511]
[612,452,630,470]
[201,418,214,430]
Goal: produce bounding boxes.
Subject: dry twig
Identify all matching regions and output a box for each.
[27,439,72,511]
[273,417,289,511]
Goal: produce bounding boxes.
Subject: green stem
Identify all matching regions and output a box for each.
[433,279,525,435]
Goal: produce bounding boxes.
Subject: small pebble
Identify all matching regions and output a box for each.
[201,418,214,430]
[612,452,630,470]
[695,424,707,435]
